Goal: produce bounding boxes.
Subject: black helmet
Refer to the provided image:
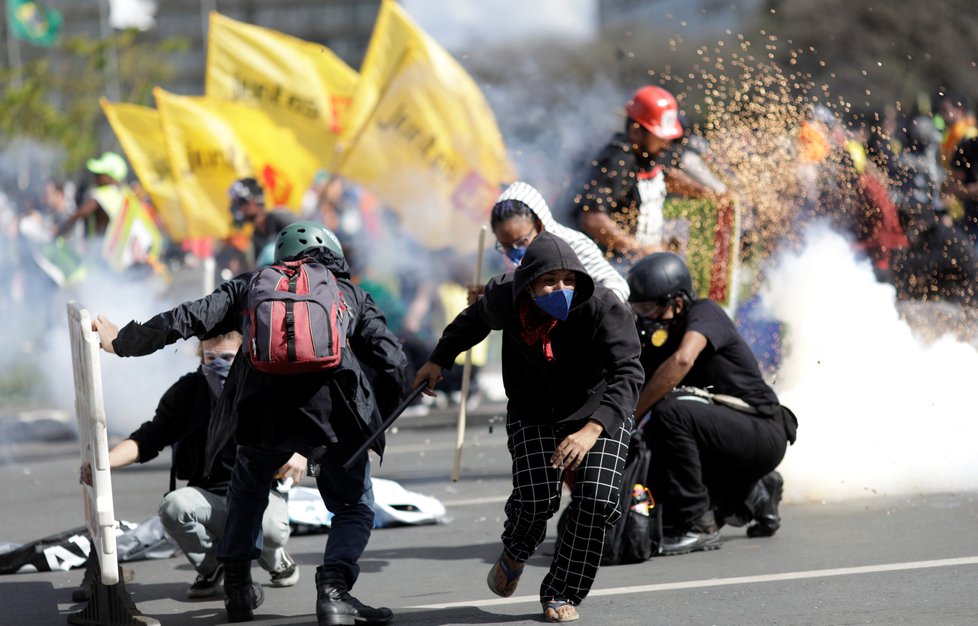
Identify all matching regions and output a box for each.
[627,253,694,303]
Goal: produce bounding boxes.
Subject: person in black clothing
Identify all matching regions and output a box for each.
[81,332,302,598]
[92,221,409,625]
[569,86,723,268]
[228,177,297,267]
[627,253,796,556]
[414,232,643,623]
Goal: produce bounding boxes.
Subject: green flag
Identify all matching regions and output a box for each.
[7,0,62,47]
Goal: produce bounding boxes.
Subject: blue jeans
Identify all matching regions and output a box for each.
[217,442,375,589]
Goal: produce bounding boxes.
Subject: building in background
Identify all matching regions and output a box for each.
[7,0,381,96]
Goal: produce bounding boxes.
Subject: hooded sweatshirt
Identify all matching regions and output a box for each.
[429,232,643,434]
[497,181,630,302]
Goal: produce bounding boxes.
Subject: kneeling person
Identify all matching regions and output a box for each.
[628,253,797,555]
[81,332,302,597]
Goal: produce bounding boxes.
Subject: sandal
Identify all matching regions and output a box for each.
[543,599,579,623]
[486,553,524,597]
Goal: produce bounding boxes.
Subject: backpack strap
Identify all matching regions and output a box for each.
[285,270,299,362]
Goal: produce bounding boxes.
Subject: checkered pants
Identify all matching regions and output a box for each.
[502,416,632,605]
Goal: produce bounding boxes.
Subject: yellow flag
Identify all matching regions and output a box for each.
[335,0,516,252]
[99,98,187,241]
[155,88,320,239]
[206,11,358,164]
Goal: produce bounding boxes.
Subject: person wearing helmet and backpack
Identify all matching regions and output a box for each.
[92,221,409,625]
[570,86,726,268]
[627,253,797,556]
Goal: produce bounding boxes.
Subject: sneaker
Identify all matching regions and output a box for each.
[270,562,300,587]
[187,563,224,598]
[660,511,723,556]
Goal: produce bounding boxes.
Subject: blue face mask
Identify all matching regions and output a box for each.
[505,246,527,266]
[534,288,574,321]
[202,358,232,398]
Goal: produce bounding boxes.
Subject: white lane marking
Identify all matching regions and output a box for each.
[408,556,978,609]
[442,495,509,507]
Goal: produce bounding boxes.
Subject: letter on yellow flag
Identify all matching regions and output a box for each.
[99,98,187,241]
[206,12,358,165]
[335,0,516,253]
[155,89,320,239]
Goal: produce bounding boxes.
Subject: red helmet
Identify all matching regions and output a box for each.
[625,86,683,140]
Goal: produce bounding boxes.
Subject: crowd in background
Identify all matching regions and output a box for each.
[2,85,978,405]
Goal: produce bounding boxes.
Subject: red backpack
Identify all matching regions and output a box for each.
[243,257,350,374]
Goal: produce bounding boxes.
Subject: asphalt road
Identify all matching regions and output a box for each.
[1,406,976,625]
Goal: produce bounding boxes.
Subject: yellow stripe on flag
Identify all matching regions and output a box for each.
[206,12,358,164]
[100,98,186,241]
[334,0,516,253]
[155,89,321,240]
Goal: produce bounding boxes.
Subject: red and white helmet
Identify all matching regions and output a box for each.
[625,86,683,140]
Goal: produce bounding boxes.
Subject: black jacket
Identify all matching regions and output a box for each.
[111,248,409,468]
[127,368,237,495]
[429,232,643,434]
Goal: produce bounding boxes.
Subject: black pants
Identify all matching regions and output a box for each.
[503,417,631,605]
[645,396,787,531]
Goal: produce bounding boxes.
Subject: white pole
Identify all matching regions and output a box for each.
[451,226,487,482]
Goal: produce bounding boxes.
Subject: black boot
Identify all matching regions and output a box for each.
[748,471,783,538]
[223,560,264,623]
[660,509,723,556]
[316,566,393,626]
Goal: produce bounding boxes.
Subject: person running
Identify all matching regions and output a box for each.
[413,232,643,623]
[92,221,409,625]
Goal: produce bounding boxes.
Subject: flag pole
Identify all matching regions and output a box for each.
[451,225,487,482]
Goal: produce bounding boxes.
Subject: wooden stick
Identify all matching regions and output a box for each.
[451,226,487,481]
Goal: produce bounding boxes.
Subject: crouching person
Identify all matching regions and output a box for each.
[82,331,301,596]
[627,253,797,556]
[414,232,643,623]
[93,221,409,625]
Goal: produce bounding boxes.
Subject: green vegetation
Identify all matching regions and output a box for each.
[0,29,187,172]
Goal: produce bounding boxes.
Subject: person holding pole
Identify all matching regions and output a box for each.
[92,221,409,626]
[413,231,643,623]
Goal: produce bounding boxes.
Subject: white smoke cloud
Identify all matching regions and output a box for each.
[43,265,203,438]
[763,225,978,502]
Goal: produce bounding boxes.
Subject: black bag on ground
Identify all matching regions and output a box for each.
[601,432,662,565]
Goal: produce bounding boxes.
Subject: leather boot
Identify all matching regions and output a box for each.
[223,560,264,623]
[748,471,783,538]
[660,509,723,556]
[316,566,393,626]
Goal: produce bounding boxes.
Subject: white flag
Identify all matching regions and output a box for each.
[109,0,157,31]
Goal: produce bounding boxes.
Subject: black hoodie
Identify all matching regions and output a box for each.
[111,247,409,467]
[429,232,643,433]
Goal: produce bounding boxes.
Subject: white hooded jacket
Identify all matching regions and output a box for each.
[496,182,630,302]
